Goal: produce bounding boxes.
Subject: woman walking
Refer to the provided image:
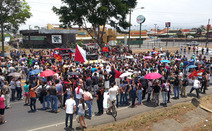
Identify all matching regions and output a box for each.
[24,81,30,105]
[29,80,40,112]
[152,81,161,106]
[129,80,137,108]
[78,98,87,129]
[0,92,7,124]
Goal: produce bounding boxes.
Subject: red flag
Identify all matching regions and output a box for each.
[53,53,62,62]
[102,47,109,52]
[197,69,205,76]
[188,70,197,79]
[197,69,205,74]
[74,45,87,62]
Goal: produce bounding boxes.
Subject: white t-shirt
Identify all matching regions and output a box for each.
[78,103,87,114]
[192,79,200,89]
[65,98,76,114]
[108,86,118,101]
[75,87,84,99]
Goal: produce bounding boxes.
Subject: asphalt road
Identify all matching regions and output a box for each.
[1,81,212,131]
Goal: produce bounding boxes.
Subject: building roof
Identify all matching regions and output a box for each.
[20,29,78,35]
[39,29,78,34]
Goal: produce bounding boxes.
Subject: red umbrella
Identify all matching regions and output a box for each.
[40,70,56,77]
[145,73,162,80]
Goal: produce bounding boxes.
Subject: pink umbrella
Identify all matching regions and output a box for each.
[175,58,181,61]
[145,73,162,80]
[144,56,152,59]
[40,70,56,77]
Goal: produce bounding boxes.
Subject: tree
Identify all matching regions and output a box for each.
[0,0,32,56]
[53,0,137,48]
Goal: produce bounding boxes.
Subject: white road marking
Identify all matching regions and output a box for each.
[27,106,129,131]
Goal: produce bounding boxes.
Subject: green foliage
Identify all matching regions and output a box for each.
[72,41,84,49]
[53,0,137,47]
[0,0,32,33]
[0,33,12,41]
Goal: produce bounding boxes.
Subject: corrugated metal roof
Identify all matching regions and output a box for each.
[39,29,78,34]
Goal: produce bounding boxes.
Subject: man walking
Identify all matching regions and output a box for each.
[190,77,200,98]
[83,88,93,119]
[65,94,76,130]
[48,85,59,113]
[95,84,104,116]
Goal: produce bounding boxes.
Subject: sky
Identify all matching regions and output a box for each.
[20,0,212,30]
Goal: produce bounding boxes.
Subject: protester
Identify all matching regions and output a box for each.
[83,88,93,119]
[24,81,30,105]
[95,84,104,115]
[0,92,7,124]
[152,81,161,106]
[77,98,87,129]
[65,94,76,130]
[29,81,39,112]
[2,82,11,108]
[189,77,200,98]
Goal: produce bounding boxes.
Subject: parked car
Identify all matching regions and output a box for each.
[53,48,75,57]
[186,41,199,46]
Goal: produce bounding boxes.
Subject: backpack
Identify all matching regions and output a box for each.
[185,78,189,86]
[174,77,179,86]
[40,85,47,96]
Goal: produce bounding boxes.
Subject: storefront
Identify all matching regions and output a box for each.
[20,29,78,48]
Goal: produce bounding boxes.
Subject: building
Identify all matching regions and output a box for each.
[47,24,149,45]
[20,29,78,48]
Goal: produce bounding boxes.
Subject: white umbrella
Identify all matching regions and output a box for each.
[120,72,133,78]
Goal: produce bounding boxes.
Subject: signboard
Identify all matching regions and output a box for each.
[165,22,171,27]
[136,15,146,24]
[78,32,87,35]
[52,35,62,44]
[5,37,10,42]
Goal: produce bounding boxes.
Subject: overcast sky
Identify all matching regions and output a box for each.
[21,0,212,30]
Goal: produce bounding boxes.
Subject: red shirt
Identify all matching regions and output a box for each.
[0,97,5,109]
[115,70,121,78]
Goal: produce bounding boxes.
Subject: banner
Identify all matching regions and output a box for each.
[188,70,197,79]
[53,53,62,62]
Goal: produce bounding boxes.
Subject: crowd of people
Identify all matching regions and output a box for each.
[0,46,211,130]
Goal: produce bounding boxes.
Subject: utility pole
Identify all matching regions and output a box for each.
[206,19,210,47]
[128,9,132,49]
[154,24,157,46]
[0,1,4,57]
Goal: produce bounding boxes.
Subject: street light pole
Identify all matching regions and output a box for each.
[206,19,210,47]
[128,9,132,49]
[0,1,4,57]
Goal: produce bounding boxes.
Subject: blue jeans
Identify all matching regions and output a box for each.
[174,86,180,98]
[120,92,125,106]
[76,98,79,113]
[124,91,128,104]
[137,90,142,104]
[85,101,92,117]
[65,114,73,128]
[50,95,58,111]
[116,95,119,107]
[131,91,136,106]
[162,91,168,103]
[147,93,151,102]
[30,97,36,111]
[42,95,50,109]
